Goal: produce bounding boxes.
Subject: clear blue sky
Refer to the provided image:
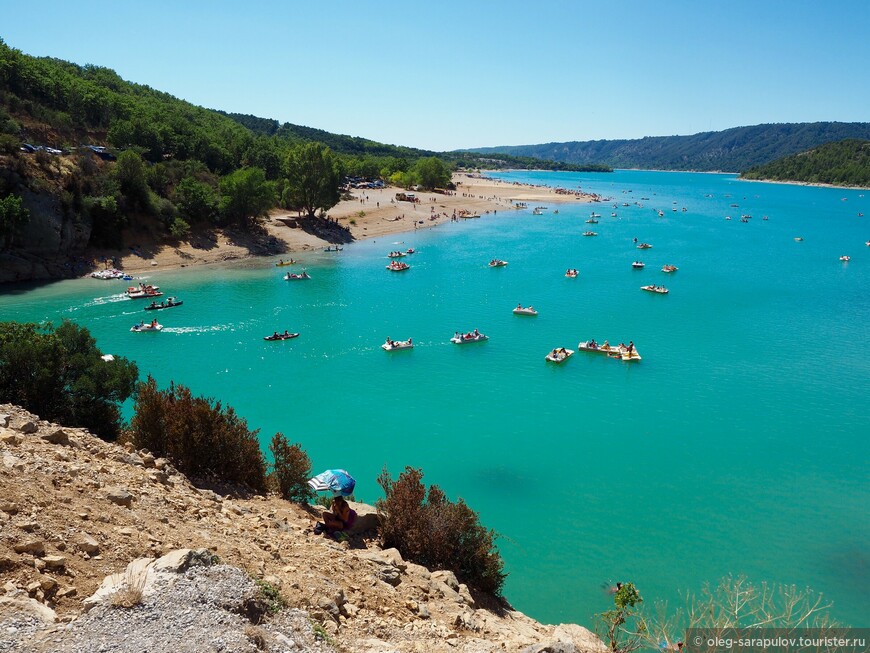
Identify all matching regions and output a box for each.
[4,0,869,151]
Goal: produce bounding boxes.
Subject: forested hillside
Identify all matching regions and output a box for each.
[467,122,870,172]
[741,139,870,186]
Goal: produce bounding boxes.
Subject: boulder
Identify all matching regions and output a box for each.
[432,570,460,591]
[346,500,381,534]
[41,555,67,570]
[13,539,45,555]
[0,413,9,428]
[105,487,133,507]
[77,534,100,555]
[18,421,38,434]
[0,595,56,625]
[41,429,70,445]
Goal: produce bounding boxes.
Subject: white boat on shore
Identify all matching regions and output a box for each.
[451,332,488,344]
[382,338,413,351]
[545,348,574,363]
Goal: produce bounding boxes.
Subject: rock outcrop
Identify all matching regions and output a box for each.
[0,403,605,652]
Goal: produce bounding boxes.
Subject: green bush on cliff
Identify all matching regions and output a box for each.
[268,432,314,503]
[0,320,138,439]
[377,466,505,595]
[130,376,267,492]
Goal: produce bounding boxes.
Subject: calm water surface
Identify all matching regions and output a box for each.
[1,170,868,627]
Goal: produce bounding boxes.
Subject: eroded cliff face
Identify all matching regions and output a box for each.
[1,186,91,283]
[1,154,93,284]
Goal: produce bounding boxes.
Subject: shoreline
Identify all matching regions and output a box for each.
[89,173,598,276]
[737,176,870,191]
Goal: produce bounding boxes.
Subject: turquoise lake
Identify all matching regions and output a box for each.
[1,170,868,627]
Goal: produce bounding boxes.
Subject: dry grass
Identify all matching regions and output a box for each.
[110,566,148,609]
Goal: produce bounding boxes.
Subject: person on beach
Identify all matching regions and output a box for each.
[317,496,356,535]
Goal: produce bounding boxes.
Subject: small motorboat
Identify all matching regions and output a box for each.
[275,259,297,267]
[662,265,678,273]
[632,261,645,269]
[127,290,163,300]
[513,305,538,316]
[285,271,311,280]
[382,338,413,351]
[144,297,183,310]
[405,248,416,254]
[264,332,300,341]
[127,284,159,295]
[589,212,601,218]
[582,231,598,237]
[130,322,162,332]
[386,261,410,271]
[839,255,850,262]
[450,332,488,344]
[794,237,804,242]
[865,240,870,247]
[637,243,653,249]
[324,246,343,252]
[532,208,543,215]
[387,251,407,258]
[586,218,599,224]
[641,284,669,294]
[489,259,508,267]
[545,348,574,363]
[565,269,579,278]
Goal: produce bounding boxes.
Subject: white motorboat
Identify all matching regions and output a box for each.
[641,284,669,294]
[285,271,311,280]
[130,322,163,332]
[382,338,413,351]
[489,259,508,267]
[632,261,645,269]
[839,255,850,262]
[513,306,538,316]
[450,332,488,344]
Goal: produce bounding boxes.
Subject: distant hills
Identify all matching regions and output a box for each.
[741,139,870,187]
[465,122,870,172]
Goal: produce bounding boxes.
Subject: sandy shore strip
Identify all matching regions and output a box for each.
[95,173,599,275]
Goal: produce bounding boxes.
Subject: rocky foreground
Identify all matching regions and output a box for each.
[0,404,604,653]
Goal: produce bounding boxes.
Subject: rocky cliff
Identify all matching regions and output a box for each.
[0,404,604,653]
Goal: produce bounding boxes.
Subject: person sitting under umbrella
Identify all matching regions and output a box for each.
[316,496,356,535]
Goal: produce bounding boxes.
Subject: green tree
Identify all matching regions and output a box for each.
[0,193,30,250]
[0,321,138,440]
[284,143,342,219]
[218,167,275,224]
[114,150,154,213]
[174,176,218,223]
[268,432,314,502]
[412,156,451,189]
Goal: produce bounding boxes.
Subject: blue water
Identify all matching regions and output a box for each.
[1,170,868,627]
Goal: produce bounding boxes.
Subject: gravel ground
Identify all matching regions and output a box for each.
[6,565,336,653]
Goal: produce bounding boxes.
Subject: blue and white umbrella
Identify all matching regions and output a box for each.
[308,469,356,497]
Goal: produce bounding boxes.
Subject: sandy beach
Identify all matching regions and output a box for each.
[102,173,599,274]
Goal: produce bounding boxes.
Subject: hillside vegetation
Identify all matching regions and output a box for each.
[466,122,870,172]
[741,138,870,186]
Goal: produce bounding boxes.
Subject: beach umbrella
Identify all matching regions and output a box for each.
[308,469,356,497]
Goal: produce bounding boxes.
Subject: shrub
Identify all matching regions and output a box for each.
[169,216,190,239]
[0,320,138,439]
[130,376,267,492]
[377,466,505,595]
[268,432,313,502]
